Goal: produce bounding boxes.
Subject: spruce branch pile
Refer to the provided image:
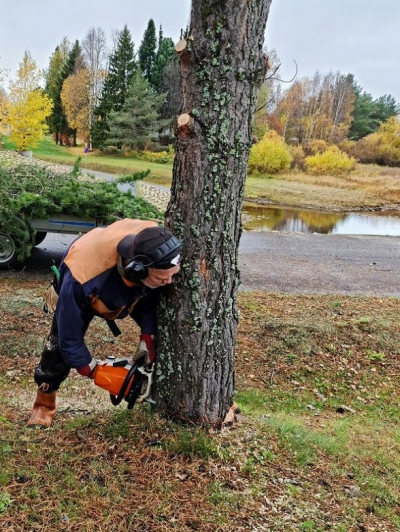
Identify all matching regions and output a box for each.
[0,161,162,261]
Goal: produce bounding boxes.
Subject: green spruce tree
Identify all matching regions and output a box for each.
[349,78,400,140]
[44,39,70,144]
[138,19,157,88]
[47,40,83,145]
[153,26,176,94]
[91,25,137,150]
[106,71,166,150]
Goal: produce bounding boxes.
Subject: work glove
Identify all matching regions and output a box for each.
[133,334,156,365]
[76,359,98,378]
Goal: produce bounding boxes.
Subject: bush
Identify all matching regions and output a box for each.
[131,149,175,165]
[289,145,305,170]
[304,139,329,156]
[304,146,356,176]
[347,134,383,164]
[248,131,292,175]
[376,116,400,166]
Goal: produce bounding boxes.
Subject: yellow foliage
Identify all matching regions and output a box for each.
[304,146,356,176]
[61,70,90,139]
[0,87,8,134]
[8,90,53,151]
[376,116,400,166]
[248,131,292,175]
[289,145,305,169]
[7,51,53,151]
[306,139,328,155]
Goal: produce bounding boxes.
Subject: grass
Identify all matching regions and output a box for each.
[3,136,400,209]
[2,136,173,182]
[1,279,400,530]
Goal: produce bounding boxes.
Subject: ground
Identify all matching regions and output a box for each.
[1,250,400,530]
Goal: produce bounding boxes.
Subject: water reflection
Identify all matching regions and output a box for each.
[242,203,400,236]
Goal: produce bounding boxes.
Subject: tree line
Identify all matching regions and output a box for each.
[0,22,399,162]
[253,54,400,167]
[45,20,178,151]
[0,19,180,152]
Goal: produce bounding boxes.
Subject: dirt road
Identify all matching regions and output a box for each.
[2,231,399,297]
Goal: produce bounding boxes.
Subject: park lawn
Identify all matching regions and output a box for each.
[3,136,400,209]
[2,136,173,182]
[0,277,400,531]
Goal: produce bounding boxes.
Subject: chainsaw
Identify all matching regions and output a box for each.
[92,356,154,410]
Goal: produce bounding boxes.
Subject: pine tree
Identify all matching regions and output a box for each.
[138,19,157,87]
[91,25,137,150]
[106,71,166,150]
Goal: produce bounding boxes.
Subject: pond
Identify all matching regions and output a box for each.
[242,203,400,236]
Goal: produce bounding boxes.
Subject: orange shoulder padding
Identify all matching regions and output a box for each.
[64,219,158,284]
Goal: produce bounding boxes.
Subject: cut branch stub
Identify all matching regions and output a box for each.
[175,38,192,64]
[175,39,188,55]
[177,113,195,136]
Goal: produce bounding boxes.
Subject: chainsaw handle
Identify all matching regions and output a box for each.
[109,361,140,406]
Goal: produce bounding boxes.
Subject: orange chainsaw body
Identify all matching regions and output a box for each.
[93,362,133,397]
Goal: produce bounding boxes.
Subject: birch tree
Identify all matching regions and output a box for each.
[8,51,52,151]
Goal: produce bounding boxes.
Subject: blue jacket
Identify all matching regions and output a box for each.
[55,219,160,369]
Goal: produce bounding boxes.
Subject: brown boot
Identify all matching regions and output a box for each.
[27,390,57,428]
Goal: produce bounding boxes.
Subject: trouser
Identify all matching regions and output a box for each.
[33,312,94,393]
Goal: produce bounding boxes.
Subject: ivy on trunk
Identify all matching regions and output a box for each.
[156,0,272,426]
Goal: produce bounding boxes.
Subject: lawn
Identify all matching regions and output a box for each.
[0,278,400,531]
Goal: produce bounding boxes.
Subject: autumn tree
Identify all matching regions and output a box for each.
[7,51,53,151]
[0,86,8,135]
[0,66,8,140]
[276,71,354,145]
[60,69,90,141]
[47,40,83,145]
[82,27,108,148]
[155,0,271,425]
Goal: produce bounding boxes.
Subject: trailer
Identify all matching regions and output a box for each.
[0,214,103,267]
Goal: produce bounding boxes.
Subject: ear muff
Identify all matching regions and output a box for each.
[123,260,148,284]
[122,235,181,284]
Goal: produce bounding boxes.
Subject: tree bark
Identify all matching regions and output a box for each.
[156,0,272,426]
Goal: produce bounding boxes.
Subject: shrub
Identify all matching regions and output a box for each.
[131,149,175,165]
[248,131,292,175]
[304,146,356,176]
[304,139,328,156]
[349,133,383,164]
[289,145,305,170]
[376,116,400,166]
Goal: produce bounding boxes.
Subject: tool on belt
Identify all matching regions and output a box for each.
[93,356,154,410]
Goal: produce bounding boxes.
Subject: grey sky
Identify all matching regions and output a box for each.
[1,0,399,102]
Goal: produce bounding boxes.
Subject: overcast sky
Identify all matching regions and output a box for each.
[1,0,399,102]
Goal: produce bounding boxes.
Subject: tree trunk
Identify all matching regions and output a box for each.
[156,0,271,426]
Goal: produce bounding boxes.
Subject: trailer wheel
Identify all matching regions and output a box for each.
[0,232,17,266]
[34,231,47,246]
